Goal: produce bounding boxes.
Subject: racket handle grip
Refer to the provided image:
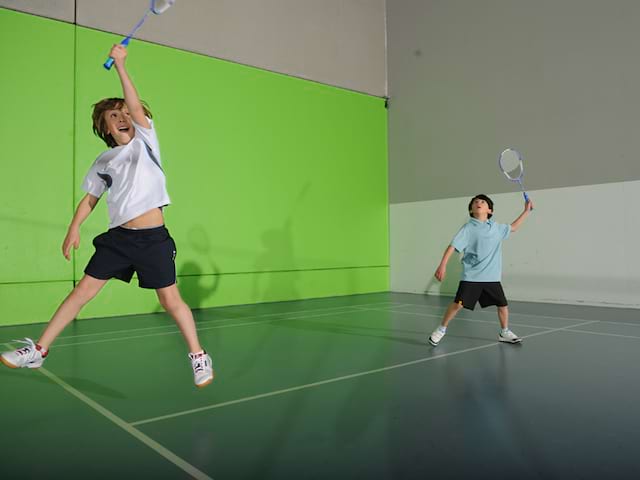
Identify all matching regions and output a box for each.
[103,37,131,70]
[523,191,534,210]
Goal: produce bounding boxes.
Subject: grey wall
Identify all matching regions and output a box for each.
[387,0,640,204]
[0,0,74,21]
[388,1,640,307]
[1,0,387,97]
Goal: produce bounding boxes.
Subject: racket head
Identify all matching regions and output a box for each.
[498,148,524,181]
[151,0,175,14]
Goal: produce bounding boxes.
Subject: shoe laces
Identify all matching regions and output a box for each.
[12,338,37,358]
[190,353,206,374]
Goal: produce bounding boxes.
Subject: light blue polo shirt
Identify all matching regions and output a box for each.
[451,218,511,282]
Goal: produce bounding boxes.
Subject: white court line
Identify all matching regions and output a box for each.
[565,329,640,341]
[2,301,398,344]
[0,343,212,480]
[130,319,598,427]
[355,307,552,330]
[597,320,640,328]
[48,306,378,349]
[373,302,617,323]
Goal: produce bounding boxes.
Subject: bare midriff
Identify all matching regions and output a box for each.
[122,207,164,229]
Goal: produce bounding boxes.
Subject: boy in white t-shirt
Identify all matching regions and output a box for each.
[1,45,214,388]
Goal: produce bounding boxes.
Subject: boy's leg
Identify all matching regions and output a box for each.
[442,301,464,328]
[156,284,213,387]
[497,305,522,343]
[38,275,108,349]
[1,275,106,369]
[497,305,509,329]
[428,302,463,346]
[156,284,202,353]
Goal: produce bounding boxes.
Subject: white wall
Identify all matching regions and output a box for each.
[391,181,640,308]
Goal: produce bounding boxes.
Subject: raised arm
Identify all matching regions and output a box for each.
[510,199,534,232]
[109,44,151,128]
[62,194,100,260]
[434,245,456,282]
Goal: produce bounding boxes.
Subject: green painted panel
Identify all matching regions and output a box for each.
[0,9,75,283]
[1,17,387,325]
[178,266,390,310]
[73,27,388,282]
[0,282,74,327]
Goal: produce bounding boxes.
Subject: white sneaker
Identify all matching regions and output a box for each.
[498,329,522,344]
[189,351,214,388]
[428,327,446,346]
[0,338,48,369]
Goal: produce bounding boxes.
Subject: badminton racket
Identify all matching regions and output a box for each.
[103,0,175,70]
[498,148,532,205]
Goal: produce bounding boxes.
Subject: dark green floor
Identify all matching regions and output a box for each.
[1,292,639,479]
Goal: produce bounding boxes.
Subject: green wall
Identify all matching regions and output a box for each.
[0,9,389,326]
[0,9,75,326]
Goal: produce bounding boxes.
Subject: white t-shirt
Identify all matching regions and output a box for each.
[81,118,171,228]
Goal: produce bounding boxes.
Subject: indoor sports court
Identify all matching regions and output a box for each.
[1,1,639,479]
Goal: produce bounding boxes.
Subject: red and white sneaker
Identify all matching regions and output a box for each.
[189,351,214,388]
[1,338,48,369]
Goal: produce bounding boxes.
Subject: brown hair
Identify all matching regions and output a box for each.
[92,98,152,148]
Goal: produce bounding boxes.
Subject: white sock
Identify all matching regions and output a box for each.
[438,326,447,333]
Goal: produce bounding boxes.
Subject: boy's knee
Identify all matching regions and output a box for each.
[73,284,99,305]
[158,291,184,312]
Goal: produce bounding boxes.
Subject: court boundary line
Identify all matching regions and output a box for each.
[2,301,401,345]
[595,320,640,328]
[562,328,640,341]
[354,307,553,330]
[357,302,618,323]
[47,306,397,349]
[129,319,598,427]
[5,301,578,350]
[0,343,213,480]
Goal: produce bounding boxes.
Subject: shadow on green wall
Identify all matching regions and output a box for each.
[178,260,220,311]
[251,182,311,302]
[152,224,220,316]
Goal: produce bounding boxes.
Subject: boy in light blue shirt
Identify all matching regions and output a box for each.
[429,194,533,346]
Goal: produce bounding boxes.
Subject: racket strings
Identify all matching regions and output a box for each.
[498,149,524,181]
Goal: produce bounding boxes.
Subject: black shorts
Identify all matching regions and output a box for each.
[454,281,508,311]
[85,225,177,289]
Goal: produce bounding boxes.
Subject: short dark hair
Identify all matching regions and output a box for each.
[92,98,152,148]
[468,194,494,218]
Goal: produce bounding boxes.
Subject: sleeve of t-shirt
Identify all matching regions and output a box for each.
[132,117,162,164]
[81,162,107,198]
[451,224,469,252]
[500,223,511,240]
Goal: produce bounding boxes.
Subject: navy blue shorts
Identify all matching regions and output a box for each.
[454,281,508,311]
[85,226,177,289]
